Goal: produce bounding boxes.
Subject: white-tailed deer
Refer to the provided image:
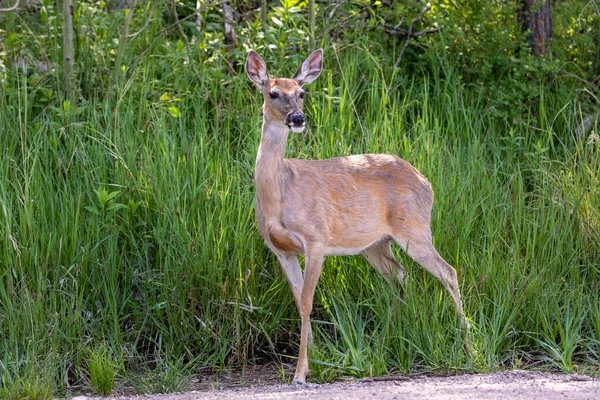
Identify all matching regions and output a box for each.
[246,49,468,384]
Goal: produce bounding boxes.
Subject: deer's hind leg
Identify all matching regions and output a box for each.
[393,227,470,353]
[397,233,466,327]
[362,239,407,297]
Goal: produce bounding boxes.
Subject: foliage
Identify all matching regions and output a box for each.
[334,0,599,120]
[0,0,599,397]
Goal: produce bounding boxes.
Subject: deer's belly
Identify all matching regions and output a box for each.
[324,237,385,256]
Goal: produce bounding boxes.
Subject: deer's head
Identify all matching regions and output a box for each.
[246,49,323,133]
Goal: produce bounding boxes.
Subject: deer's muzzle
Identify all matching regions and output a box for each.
[286,112,306,133]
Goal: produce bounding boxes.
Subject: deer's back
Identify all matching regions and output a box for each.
[279,154,434,253]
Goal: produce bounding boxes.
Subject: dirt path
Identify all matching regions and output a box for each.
[80,370,599,400]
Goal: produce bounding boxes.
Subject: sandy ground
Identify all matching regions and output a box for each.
[75,370,600,400]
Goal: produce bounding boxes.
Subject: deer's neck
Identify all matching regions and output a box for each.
[255,118,291,217]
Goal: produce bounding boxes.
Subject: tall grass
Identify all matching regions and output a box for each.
[0,25,598,396]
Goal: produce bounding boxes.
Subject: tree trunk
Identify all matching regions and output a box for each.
[520,0,552,55]
[196,0,202,31]
[261,0,267,27]
[595,14,600,82]
[308,0,315,50]
[222,0,236,74]
[62,0,75,101]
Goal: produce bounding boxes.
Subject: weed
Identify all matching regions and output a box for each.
[87,345,121,396]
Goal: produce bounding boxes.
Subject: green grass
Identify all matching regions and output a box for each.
[0,13,599,396]
[130,356,190,395]
[87,345,121,396]
[0,368,54,400]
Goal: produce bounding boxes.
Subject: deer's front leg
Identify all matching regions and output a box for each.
[277,255,304,307]
[293,245,325,384]
[277,255,313,343]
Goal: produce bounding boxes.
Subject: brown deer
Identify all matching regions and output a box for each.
[246,49,468,384]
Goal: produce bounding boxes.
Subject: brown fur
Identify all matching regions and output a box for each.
[260,78,304,124]
[246,49,469,385]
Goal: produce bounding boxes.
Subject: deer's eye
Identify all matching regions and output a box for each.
[269,92,280,99]
[299,91,306,99]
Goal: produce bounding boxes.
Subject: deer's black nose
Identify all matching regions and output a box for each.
[286,112,305,127]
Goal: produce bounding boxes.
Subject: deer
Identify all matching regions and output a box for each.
[246,48,469,384]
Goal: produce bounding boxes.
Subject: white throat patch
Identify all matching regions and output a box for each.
[291,125,306,133]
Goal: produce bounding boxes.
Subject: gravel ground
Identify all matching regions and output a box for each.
[74,370,600,400]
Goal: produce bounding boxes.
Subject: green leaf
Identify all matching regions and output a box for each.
[168,106,182,118]
[84,206,100,215]
[271,16,283,27]
[6,33,19,47]
[105,190,121,202]
[106,203,126,212]
[94,188,107,205]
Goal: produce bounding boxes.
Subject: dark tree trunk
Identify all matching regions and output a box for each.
[308,0,315,50]
[595,16,600,83]
[520,0,553,55]
[261,0,267,27]
[63,0,75,101]
[222,0,237,75]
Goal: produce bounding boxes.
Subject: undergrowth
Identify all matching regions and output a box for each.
[0,2,599,396]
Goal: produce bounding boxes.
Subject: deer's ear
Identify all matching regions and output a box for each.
[292,49,323,86]
[246,51,269,88]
